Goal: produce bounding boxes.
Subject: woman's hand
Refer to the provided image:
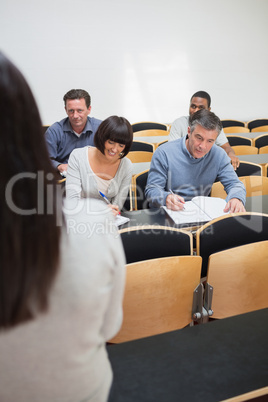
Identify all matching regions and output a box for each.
[110,204,121,216]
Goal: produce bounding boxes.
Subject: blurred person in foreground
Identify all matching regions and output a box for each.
[0,51,125,402]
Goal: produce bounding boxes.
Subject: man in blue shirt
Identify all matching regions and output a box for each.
[145,109,246,213]
[45,89,102,175]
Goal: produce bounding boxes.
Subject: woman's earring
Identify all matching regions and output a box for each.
[119,152,124,157]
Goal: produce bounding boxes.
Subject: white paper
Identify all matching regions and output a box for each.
[162,196,228,225]
[191,196,228,220]
[115,215,130,227]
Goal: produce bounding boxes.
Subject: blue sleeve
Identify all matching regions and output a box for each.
[217,154,246,204]
[45,126,61,169]
[145,148,171,208]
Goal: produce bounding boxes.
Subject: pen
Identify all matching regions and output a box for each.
[99,191,121,215]
[99,191,110,205]
[169,189,185,210]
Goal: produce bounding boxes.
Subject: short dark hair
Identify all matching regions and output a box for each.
[189,109,222,136]
[94,116,133,158]
[63,89,91,108]
[191,91,211,108]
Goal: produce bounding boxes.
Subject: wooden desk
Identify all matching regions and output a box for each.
[108,309,268,402]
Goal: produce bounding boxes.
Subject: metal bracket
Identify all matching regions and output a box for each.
[192,283,204,323]
[192,282,214,324]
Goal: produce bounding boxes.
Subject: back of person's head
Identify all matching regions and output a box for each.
[63,89,91,108]
[94,115,133,158]
[0,52,61,328]
[191,91,211,108]
[189,108,222,135]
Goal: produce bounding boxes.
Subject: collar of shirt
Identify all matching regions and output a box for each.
[63,116,93,136]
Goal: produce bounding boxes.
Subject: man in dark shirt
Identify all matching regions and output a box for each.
[45,89,102,175]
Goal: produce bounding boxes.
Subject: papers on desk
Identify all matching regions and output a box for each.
[162,196,229,225]
[115,215,130,227]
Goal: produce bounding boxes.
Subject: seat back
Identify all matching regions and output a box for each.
[120,225,193,264]
[226,135,252,146]
[232,145,258,155]
[132,122,168,132]
[132,169,149,210]
[210,182,227,199]
[247,119,268,131]
[109,255,202,343]
[155,140,168,148]
[254,134,268,148]
[42,125,50,135]
[259,145,268,154]
[196,212,268,277]
[223,127,250,134]
[221,119,245,128]
[130,140,154,153]
[121,184,133,212]
[251,125,268,133]
[133,129,169,137]
[235,161,262,177]
[126,151,153,163]
[211,176,268,199]
[207,241,268,318]
[239,176,268,196]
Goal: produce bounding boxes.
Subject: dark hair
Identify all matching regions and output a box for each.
[63,89,91,108]
[94,116,133,158]
[191,91,211,108]
[0,52,62,328]
[189,109,222,136]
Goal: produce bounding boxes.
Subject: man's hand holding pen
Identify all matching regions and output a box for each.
[166,189,185,211]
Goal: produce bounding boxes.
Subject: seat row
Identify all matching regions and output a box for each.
[109,216,268,343]
[226,133,268,147]
[130,119,268,132]
[42,118,268,137]
[128,134,268,164]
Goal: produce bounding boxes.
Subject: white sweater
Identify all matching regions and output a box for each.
[66,146,133,210]
[0,199,126,402]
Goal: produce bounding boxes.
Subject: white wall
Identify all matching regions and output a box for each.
[1,0,268,125]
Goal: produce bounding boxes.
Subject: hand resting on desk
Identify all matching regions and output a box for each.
[224,198,246,213]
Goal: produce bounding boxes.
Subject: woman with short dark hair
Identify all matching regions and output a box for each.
[66,115,133,215]
[0,52,126,402]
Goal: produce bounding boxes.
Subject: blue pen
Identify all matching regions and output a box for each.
[99,191,110,205]
[99,191,121,215]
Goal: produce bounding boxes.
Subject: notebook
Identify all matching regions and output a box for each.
[115,215,130,227]
[162,196,229,225]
